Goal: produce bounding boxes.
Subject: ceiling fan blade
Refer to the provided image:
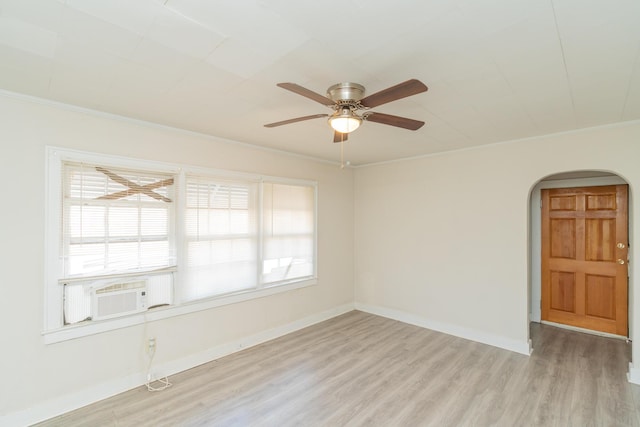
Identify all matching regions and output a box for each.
[364,112,425,130]
[359,79,428,108]
[277,83,336,106]
[264,114,328,128]
[333,131,349,143]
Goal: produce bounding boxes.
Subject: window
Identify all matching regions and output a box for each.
[184,176,258,301]
[45,148,317,342]
[262,183,315,284]
[62,163,175,277]
[60,163,175,324]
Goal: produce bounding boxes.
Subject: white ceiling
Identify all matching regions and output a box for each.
[1,0,639,165]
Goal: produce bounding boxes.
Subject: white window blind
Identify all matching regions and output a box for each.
[61,162,175,324]
[62,162,175,277]
[262,182,315,284]
[184,176,258,301]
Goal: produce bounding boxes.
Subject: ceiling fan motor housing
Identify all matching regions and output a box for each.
[327,82,365,103]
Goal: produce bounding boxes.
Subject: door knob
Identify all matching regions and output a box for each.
[617,259,625,265]
[617,242,626,249]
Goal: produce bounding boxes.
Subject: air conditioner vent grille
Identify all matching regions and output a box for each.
[96,280,145,294]
[92,280,147,320]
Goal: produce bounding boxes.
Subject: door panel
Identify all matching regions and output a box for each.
[541,185,628,336]
[549,271,575,312]
[585,218,616,261]
[550,219,576,258]
[585,274,615,319]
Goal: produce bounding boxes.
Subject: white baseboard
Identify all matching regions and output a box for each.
[355,302,531,356]
[1,303,355,427]
[628,362,640,385]
[1,372,146,427]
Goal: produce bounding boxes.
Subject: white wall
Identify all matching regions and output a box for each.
[3,89,639,424]
[354,122,640,361]
[0,94,355,424]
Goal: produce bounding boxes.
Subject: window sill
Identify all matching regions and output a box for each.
[43,277,317,344]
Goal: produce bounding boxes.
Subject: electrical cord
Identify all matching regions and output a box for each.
[145,343,172,392]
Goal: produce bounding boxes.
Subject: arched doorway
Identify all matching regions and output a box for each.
[529,170,632,340]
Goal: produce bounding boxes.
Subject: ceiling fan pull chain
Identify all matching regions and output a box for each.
[340,139,344,169]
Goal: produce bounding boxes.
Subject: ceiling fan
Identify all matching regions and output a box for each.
[264,79,428,143]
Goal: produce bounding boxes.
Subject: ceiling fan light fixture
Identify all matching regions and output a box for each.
[329,109,361,133]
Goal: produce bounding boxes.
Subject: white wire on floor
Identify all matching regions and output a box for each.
[143,313,171,392]
[145,341,172,392]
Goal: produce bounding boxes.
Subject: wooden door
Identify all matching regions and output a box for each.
[541,185,628,336]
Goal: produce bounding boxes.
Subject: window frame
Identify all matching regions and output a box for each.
[44,147,318,344]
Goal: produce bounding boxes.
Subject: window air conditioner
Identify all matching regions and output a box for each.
[91,280,148,321]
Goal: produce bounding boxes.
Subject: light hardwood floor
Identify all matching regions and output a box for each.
[36,311,640,426]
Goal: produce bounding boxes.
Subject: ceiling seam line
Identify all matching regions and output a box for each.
[620,41,640,121]
[550,0,577,122]
[490,56,541,131]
